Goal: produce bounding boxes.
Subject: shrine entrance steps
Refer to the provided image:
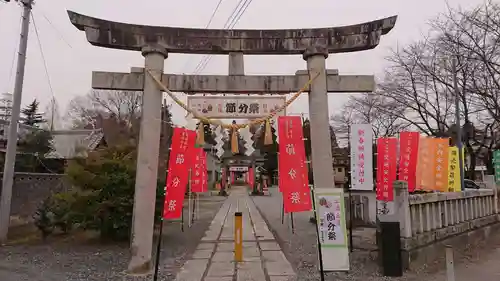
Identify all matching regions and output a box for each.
[174,186,295,281]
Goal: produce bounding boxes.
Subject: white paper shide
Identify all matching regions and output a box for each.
[349,124,373,191]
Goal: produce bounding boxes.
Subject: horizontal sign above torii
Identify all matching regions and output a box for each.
[187,96,286,119]
[229,166,249,172]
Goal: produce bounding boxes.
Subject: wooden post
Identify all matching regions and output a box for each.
[234,212,243,262]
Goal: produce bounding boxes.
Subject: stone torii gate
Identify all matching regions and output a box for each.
[67,11,397,273]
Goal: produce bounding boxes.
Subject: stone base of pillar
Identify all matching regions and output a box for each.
[126,261,152,275]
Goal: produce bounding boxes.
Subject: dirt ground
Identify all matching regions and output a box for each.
[0,196,226,281]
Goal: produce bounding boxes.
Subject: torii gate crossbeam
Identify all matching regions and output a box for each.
[92,68,375,93]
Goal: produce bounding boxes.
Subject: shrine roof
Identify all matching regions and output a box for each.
[67,10,397,55]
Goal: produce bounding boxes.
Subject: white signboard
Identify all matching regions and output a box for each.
[349,124,373,191]
[229,166,248,172]
[313,188,349,271]
[187,96,286,119]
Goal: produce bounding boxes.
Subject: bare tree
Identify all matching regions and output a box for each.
[331,94,407,141]
[66,90,142,128]
[377,39,457,136]
[330,102,354,142]
[427,1,500,177]
[371,1,500,179]
[432,1,500,122]
[42,97,62,130]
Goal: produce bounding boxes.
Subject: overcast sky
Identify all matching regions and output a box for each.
[0,0,487,127]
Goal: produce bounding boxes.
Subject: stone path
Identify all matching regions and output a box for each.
[174,186,296,281]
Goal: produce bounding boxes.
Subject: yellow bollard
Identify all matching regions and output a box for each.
[234,212,243,262]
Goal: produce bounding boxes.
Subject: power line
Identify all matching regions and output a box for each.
[194,0,253,73]
[181,0,225,73]
[31,11,55,99]
[222,0,251,28]
[193,0,254,74]
[205,0,225,28]
[38,9,72,49]
[192,0,250,74]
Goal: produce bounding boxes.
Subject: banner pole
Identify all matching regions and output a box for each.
[311,187,325,281]
[349,188,354,252]
[152,217,164,281]
[281,199,285,224]
[191,193,196,224]
[181,203,184,232]
[198,194,201,220]
[290,212,295,234]
[153,179,168,281]
[188,169,193,228]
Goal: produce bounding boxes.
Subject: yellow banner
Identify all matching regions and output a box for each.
[448,146,464,192]
[433,138,449,192]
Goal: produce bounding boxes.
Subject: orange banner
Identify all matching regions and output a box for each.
[416,137,427,190]
[433,138,449,192]
[419,137,437,191]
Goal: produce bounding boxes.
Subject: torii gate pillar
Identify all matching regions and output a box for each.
[304,47,335,189]
[130,45,167,272]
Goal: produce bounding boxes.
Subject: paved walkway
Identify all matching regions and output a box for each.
[174,186,296,281]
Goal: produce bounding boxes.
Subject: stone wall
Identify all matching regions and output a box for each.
[0,173,69,220]
[387,179,500,271]
[402,214,500,270]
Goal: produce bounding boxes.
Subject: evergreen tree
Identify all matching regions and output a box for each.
[17,129,54,172]
[203,123,216,145]
[302,119,312,158]
[21,99,45,127]
[256,124,278,175]
[302,118,337,157]
[302,118,338,184]
[20,130,53,155]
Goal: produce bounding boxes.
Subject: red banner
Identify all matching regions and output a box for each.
[278,116,311,213]
[190,147,205,193]
[283,189,312,213]
[398,132,420,192]
[376,137,398,201]
[163,128,196,219]
[248,168,254,189]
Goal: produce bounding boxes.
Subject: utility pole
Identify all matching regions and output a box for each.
[0,0,34,243]
[451,57,465,191]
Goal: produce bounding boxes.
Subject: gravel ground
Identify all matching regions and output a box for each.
[0,196,226,281]
[252,187,500,281]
